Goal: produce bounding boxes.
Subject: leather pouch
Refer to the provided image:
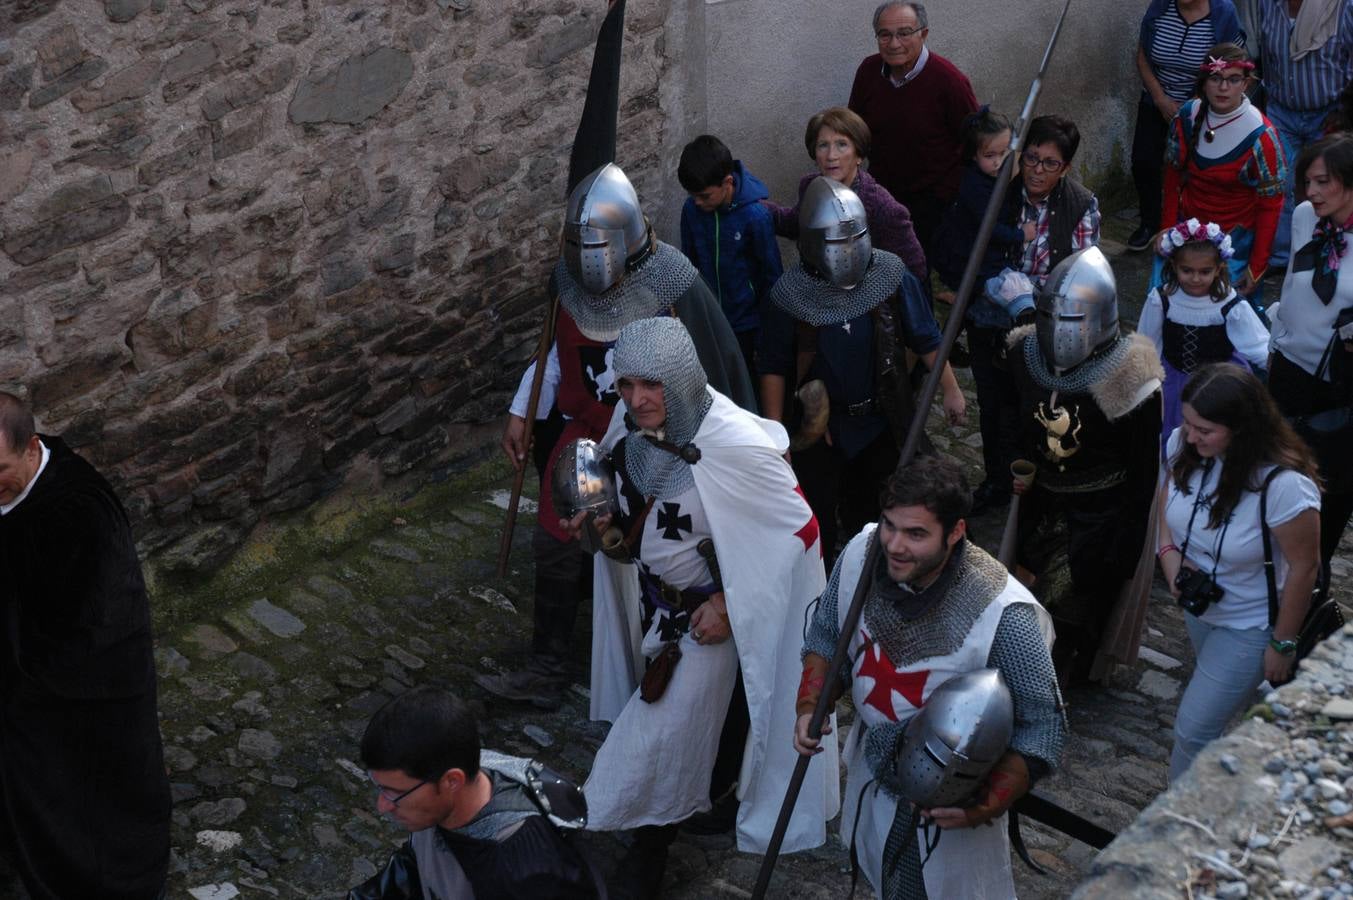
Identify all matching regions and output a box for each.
[639,641,682,703]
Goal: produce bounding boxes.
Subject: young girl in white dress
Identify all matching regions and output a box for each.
[1137,218,1270,448]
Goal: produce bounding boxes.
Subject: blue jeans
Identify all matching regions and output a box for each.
[1266,99,1337,268]
[1170,613,1270,782]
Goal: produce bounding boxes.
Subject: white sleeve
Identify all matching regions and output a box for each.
[1136,290,1166,358]
[507,343,561,419]
[1263,469,1321,529]
[1226,299,1272,369]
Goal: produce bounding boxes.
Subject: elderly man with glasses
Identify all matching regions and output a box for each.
[350,686,599,900]
[848,1,978,254]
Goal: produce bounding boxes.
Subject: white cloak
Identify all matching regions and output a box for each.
[586,389,841,854]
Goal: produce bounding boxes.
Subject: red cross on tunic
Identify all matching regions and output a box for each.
[792,485,821,556]
[855,633,930,721]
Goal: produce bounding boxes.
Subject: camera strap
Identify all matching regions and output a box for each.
[1179,459,1229,582]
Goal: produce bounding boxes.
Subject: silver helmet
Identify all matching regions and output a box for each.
[892,669,1014,810]
[798,176,872,289]
[551,438,620,519]
[561,163,652,295]
[1035,246,1119,375]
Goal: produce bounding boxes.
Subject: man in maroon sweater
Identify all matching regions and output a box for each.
[848,1,978,254]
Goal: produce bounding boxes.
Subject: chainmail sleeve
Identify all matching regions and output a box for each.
[801,552,847,684]
[985,603,1066,782]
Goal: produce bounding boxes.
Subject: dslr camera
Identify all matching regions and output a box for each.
[1175,567,1223,616]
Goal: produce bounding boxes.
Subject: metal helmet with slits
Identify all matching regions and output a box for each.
[561,163,652,295]
[1035,246,1119,375]
[798,176,872,289]
[891,668,1015,810]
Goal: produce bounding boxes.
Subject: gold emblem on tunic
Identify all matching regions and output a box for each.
[1034,400,1082,470]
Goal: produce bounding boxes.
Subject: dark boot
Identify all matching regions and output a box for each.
[476,577,581,709]
[609,824,677,900]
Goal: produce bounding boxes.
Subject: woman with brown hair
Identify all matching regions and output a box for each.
[764,106,928,282]
[1156,363,1320,781]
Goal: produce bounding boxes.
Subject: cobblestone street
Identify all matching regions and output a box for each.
[3,221,1348,900]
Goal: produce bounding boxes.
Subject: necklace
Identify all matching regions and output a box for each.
[1203,107,1246,142]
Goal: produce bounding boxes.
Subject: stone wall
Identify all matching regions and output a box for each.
[1073,627,1353,899]
[0,0,678,577]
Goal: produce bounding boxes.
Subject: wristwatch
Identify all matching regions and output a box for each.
[1269,637,1298,655]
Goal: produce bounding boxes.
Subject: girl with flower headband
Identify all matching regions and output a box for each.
[1269,132,1353,583]
[1137,217,1271,448]
[1157,42,1288,311]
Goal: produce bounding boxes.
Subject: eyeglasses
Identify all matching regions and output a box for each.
[372,776,430,807]
[1205,74,1248,87]
[1021,151,1065,174]
[876,27,924,43]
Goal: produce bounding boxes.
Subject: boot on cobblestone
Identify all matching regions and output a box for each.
[475,577,580,709]
[608,824,677,900]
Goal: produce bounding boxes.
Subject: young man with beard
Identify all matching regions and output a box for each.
[794,456,1064,899]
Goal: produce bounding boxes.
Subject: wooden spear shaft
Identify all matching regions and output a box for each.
[496,294,559,578]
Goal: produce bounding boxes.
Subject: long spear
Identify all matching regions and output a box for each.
[496,0,627,577]
[750,1,1075,893]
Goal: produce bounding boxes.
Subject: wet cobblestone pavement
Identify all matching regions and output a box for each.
[3,216,1348,899]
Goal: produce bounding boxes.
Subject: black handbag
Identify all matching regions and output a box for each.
[1259,468,1346,686]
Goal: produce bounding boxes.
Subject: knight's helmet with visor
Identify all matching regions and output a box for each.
[891,669,1015,809]
[798,176,873,289]
[561,163,653,295]
[1034,246,1119,375]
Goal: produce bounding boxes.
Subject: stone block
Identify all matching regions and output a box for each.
[303,167,368,224]
[321,256,366,297]
[2,192,130,266]
[154,522,242,573]
[0,145,33,204]
[1,65,35,112]
[261,427,319,497]
[212,115,262,160]
[138,134,208,186]
[288,47,413,125]
[29,58,107,108]
[5,250,78,293]
[372,233,415,273]
[71,57,162,112]
[37,24,84,81]
[524,16,598,68]
[105,0,151,22]
[225,353,290,397]
[28,343,132,408]
[163,38,219,84]
[276,20,313,44]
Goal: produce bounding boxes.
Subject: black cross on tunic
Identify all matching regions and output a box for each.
[656,502,692,541]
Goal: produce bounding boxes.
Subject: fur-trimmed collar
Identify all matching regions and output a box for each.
[1009,325,1164,421]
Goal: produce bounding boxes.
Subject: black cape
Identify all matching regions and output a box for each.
[0,436,169,899]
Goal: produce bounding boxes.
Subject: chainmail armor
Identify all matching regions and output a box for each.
[1021,331,1132,395]
[613,318,713,500]
[554,241,699,342]
[869,603,1066,900]
[455,751,541,840]
[769,250,907,326]
[863,540,1008,669]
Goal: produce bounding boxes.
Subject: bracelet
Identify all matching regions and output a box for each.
[1156,544,1180,559]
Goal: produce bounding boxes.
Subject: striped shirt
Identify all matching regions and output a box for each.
[1258,0,1353,112]
[1147,0,1220,102]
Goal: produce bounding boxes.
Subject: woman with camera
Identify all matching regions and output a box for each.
[1157,364,1321,782]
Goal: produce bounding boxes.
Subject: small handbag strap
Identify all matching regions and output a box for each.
[1259,467,1285,627]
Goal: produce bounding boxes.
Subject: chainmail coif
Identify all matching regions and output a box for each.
[554,241,699,342]
[1022,330,1131,394]
[613,317,713,500]
[769,250,907,326]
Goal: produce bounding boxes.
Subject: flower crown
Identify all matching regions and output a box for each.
[1158,218,1235,260]
[1200,55,1255,74]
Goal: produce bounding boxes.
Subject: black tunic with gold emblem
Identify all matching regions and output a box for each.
[1007,332,1162,664]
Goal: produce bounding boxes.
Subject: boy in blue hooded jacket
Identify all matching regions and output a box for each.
[679,135,784,380]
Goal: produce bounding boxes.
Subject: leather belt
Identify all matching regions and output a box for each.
[638,571,711,614]
[845,398,877,417]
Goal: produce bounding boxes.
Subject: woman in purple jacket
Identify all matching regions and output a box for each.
[765,106,929,282]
